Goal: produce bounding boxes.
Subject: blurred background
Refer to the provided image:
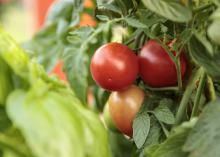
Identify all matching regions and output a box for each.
[0,0,57,42]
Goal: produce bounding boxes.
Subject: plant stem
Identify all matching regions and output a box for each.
[191,69,206,118]
[193,3,214,13]
[207,76,217,101]
[145,86,179,92]
[155,38,183,90]
[158,121,169,138]
[175,68,202,125]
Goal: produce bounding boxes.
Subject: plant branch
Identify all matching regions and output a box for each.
[191,69,207,118]
[175,68,202,125]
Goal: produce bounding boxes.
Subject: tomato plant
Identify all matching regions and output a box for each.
[2,0,220,157]
[90,43,139,91]
[108,85,145,136]
[139,40,186,87]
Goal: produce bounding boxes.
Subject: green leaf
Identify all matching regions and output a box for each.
[0,107,11,132]
[144,116,162,147]
[147,119,197,157]
[208,20,220,45]
[188,34,220,79]
[63,48,89,104]
[63,25,109,104]
[133,97,157,149]
[124,17,147,28]
[0,28,29,78]
[7,80,111,157]
[183,99,220,157]
[0,128,32,157]
[133,111,150,149]
[141,0,192,22]
[153,103,175,125]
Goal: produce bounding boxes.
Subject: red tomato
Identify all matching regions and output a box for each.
[138,40,186,87]
[108,85,145,137]
[90,43,139,91]
[50,60,67,82]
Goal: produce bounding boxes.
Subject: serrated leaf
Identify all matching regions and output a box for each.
[144,116,162,147]
[133,97,157,149]
[153,104,175,125]
[189,34,220,79]
[99,3,122,14]
[147,119,197,157]
[124,17,147,28]
[208,20,220,45]
[133,112,150,149]
[142,0,192,22]
[63,48,89,104]
[183,99,220,157]
[96,15,110,21]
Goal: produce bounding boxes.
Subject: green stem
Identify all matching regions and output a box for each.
[175,68,202,125]
[159,121,169,138]
[191,69,207,118]
[207,76,217,101]
[155,38,183,90]
[193,3,214,12]
[145,86,179,92]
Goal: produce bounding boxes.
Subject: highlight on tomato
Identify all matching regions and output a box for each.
[107,85,145,137]
[138,40,186,87]
[90,43,139,91]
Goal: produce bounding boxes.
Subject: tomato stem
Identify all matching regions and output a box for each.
[207,76,217,101]
[175,68,202,125]
[145,86,179,92]
[191,69,206,118]
[155,38,183,90]
[158,121,169,138]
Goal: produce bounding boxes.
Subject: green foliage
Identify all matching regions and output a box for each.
[141,0,192,22]
[0,28,111,157]
[183,99,220,157]
[146,118,197,157]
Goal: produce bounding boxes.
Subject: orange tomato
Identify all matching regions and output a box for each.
[79,13,97,27]
[50,60,67,82]
[84,0,94,8]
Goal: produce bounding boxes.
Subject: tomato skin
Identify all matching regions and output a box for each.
[90,43,139,91]
[138,40,186,87]
[108,85,145,137]
[50,60,67,82]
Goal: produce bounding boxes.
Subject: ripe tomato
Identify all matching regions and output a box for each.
[108,85,145,136]
[50,60,67,82]
[90,43,139,91]
[79,13,97,27]
[138,40,186,87]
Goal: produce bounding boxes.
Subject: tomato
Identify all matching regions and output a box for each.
[84,0,94,8]
[138,40,186,87]
[50,60,67,82]
[108,85,145,136]
[90,43,139,91]
[79,13,97,27]
[103,103,119,133]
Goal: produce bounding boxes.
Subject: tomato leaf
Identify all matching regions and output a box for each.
[124,17,147,28]
[144,116,162,148]
[183,99,220,157]
[146,119,197,157]
[153,102,175,125]
[141,0,192,22]
[188,34,220,80]
[63,25,109,104]
[133,97,157,149]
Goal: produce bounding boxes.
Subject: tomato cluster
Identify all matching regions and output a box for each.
[90,40,186,136]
